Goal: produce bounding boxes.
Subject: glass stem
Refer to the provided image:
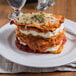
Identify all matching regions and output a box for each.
[14,9,21,17]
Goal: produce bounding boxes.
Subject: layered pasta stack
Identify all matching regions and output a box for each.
[12,12,67,54]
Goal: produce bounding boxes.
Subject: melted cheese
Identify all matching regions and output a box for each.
[17,12,59,26]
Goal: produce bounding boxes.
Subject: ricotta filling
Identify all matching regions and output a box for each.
[46,45,60,52]
[18,37,26,46]
[17,37,60,52]
[20,24,64,38]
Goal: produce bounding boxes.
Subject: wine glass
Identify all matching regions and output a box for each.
[37,0,48,10]
[7,0,27,20]
[37,0,55,10]
[48,0,55,6]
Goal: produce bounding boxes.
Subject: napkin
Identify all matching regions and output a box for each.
[0,19,76,73]
[0,56,76,73]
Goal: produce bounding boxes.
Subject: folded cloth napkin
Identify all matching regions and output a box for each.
[0,19,76,73]
[0,56,76,73]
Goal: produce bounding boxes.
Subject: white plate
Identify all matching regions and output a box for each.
[0,19,76,68]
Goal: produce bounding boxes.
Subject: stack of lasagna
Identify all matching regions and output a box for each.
[12,12,67,54]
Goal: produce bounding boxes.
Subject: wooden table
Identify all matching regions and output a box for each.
[0,0,76,76]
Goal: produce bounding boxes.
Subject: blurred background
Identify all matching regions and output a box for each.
[0,0,76,76]
[0,0,76,28]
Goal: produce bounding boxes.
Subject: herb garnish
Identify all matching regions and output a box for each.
[36,15,43,20]
[40,12,44,15]
[31,15,43,22]
[31,15,36,19]
[30,21,32,24]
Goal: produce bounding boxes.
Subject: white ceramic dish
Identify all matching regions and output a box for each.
[0,19,76,68]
